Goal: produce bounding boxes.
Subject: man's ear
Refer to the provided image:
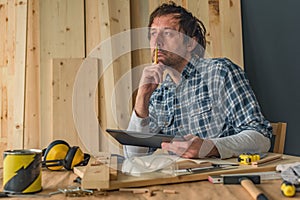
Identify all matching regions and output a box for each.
[187,37,198,52]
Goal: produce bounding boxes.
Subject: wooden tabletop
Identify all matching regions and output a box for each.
[1,154,300,199]
[0,169,297,200]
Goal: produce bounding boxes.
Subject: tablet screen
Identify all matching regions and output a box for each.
[106,129,185,148]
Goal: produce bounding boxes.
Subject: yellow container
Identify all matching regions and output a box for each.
[3,149,42,194]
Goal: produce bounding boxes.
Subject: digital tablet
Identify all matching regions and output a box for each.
[106,129,185,148]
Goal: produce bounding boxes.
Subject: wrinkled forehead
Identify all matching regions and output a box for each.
[151,14,181,29]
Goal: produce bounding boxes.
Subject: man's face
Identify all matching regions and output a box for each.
[150,14,190,70]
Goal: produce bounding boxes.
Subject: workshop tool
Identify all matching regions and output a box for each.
[208,171,281,184]
[174,163,238,176]
[278,162,300,197]
[223,175,269,200]
[238,153,262,165]
[3,149,42,194]
[281,181,296,197]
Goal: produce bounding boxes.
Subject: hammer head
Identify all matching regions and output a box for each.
[223,175,261,184]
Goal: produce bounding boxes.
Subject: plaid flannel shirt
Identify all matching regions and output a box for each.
[148,57,272,139]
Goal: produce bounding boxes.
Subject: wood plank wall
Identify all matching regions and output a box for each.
[0,0,243,158]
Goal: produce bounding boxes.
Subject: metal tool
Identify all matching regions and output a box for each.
[208,171,281,184]
[175,164,238,176]
[60,187,93,197]
[223,175,269,200]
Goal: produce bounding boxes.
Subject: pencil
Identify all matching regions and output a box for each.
[154,43,158,64]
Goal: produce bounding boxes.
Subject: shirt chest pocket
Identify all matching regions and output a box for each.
[157,115,174,129]
[189,99,212,117]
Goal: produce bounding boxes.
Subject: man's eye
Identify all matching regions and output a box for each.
[164,31,171,36]
[150,32,157,37]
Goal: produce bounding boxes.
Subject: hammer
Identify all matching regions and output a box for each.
[223,175,268,200]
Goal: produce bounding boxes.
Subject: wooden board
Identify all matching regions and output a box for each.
[10,0,28,149]
[85,0,131,155]
[40,0,85,147]
[24,0,40,149]
[52,58,84,146]
[52,58,100,153]
[74,153,118,190]
[0,0,8,67]
[187,0,244,68]
[76,153,300,190]
[0,67,8,167]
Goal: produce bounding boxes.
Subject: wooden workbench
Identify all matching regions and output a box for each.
[1,154,300,199]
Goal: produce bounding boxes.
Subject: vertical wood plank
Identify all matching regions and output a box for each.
[108,0,131,129]
[186,0,211,56]
[24,0,40,148]
[72,58,100,154]
[85,0,101,55]
[9,0,28,149]
[52,58,83,146]
[148,0,160,14]
[95,0,111,153]
[208,0,222,58]
[0,0,8,154]
[6,0,15,76]
[0,68,2,139]
[130,0,150,107]
[130,0,150,66]
[187,0,243,67]
[0,67,8,165]
[219,0,244,67]
[0,0,7,67]
[84,0,102,153]
[85,0,131,154]
[40,0,85,147]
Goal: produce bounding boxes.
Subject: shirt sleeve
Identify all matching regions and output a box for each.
[208,58,272,138]
[210,129,271,159]
[123,111,150,158]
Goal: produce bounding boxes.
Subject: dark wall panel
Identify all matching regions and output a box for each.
[241,0,300,156]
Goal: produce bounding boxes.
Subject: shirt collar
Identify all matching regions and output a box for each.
[181,56,199,80]
[162,56,200,87]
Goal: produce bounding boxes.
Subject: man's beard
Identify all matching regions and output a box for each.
[159,50,187,69]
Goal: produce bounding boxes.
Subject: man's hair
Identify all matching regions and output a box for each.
[148,1,206,58]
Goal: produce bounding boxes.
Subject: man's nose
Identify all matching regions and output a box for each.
[155,35,163,48]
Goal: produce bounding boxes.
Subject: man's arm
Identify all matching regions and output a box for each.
[135,64,165,118]
[161,129,270,159]
[123,111,150,158]
[124,63,165,158]
[211,130,271,159]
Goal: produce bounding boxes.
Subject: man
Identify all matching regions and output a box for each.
[124,2,272,159]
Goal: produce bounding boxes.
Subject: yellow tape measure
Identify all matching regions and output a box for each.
[281,181,296,197]
[237,153,261,165]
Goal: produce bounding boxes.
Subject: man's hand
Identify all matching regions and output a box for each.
[135,64,165,118]
[161,134,220,158]
[138,64,165,95]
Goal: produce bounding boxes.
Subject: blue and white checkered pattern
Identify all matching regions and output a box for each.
[148,57,272,139]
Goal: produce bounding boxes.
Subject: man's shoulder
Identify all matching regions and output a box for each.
[194,57,241,76]
[199,57,239,69]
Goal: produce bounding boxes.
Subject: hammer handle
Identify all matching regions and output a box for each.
[240,179,268,200]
